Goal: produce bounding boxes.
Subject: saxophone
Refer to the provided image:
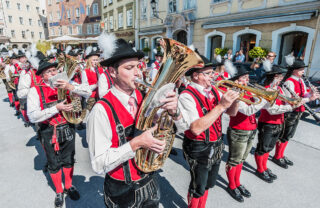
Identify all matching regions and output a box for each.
[134,38,204,173]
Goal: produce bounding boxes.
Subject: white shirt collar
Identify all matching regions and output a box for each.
[189,81,211,97]
[290,75,301,81]
[110,86,137,109]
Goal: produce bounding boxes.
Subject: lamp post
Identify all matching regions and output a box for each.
[150,0,163,23]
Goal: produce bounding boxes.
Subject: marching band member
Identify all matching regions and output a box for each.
[82,46,104,110]
[149,48,163,82]
[27,59,91,208]
[213,55,230,82]
[275,57,320,168]
[179,53,239,208]
[224,62,268,202]
[2,50,15,106]
[255,63,297,182]
[87,34,182,208]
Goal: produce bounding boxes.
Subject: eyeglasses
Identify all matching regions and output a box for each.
[200,71,214,76]
[44,69,58,74]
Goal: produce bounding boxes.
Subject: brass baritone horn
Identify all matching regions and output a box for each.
[215,80,301,106]
[134,38,204,173]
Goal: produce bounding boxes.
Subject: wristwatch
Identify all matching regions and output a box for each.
[169,108,181,118]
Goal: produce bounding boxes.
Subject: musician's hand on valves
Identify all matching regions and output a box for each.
[160,91,180,118]
[56,99,73,112]
[310,90,320,101]
[55,79,75,91]
[130,125,166,154]
[220,90,239,110]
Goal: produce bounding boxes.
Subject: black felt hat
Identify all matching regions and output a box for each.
[229,63,250,81]
[185,54,213,76]
[11,52,19,59]
[100,39,144,67]
[1,47,8,53]
[36,60,58,75]
[265,65,287,76]
[85,47,100,59]
[288,59,307,70]
[17,50,26,58]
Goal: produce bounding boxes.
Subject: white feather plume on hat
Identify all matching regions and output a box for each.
[25,51,31,59]
[224,60,236,78]
[65,45,72,55]
[85,46,92,56]
[21,48,25,53]
[46,50,52,56]
[9,50,13,57]
[285,54,295,66]
[263,59,272,72]
[153,48,157,54]
[188,44,195,52]
[31,44,38,57]
[98,32,117,60]
[13,48,18,55]
[29,56,40,69]
[93,47,97,51]
[216,55,222,63]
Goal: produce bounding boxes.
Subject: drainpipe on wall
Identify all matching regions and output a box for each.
[307,11,320,77]
[135,0,139,49]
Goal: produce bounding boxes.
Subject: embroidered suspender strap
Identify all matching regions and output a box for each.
[184,89,210,143]
[100,98,132,184]
[39,86,47,108]
[105,71,113,88]
[211,88,219,105]
[94,67,100,81]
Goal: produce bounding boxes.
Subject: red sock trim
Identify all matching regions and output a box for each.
[14,101,20,111]
[63,167,74,190]
[188,192,200,208]
[235,163,243,187]
[226,165,237,190]
[50,170,63,193]
[198,190,209,208]
[255,154,264,173]
[274,142,282,159]
[281,141,288,158]
[8,93,13,103]
[21,110,29,122]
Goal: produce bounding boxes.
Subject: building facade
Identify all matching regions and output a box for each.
[1,0,47,48]
[101,0,135,43]
[137,0,320,72]
[47,0,101,40]
[0,0,10,44]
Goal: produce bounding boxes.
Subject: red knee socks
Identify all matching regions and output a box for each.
[63,167,74,190]
[198,190,208,208]
[255,154,264,173]
[188,192,199,208]
[14,101,20,111]
[262,153,269,171]
[275,141,287,159]
[50,170,63,194]
[281,141,288,158]
[226,165,237,190]
[8,93,13,104]
[235,163,243,187]
[21,109,29,122]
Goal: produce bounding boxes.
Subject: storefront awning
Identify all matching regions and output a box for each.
[202,10,317,29]
[139,28,165,36]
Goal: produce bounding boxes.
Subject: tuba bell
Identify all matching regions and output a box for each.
[134,38,204,173]
[57,55,87,124]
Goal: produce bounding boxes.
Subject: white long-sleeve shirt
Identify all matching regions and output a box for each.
[27,82,91,123]
[17,72,32,99]
[4,64,15,81]
[81,67,98,92]
[283,75,310,103]
[98,73,111,98]
[86,86,186,175]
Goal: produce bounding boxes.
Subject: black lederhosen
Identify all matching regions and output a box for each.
[256,122,283,155]
[100,98,160,208]
[38,86,76,173]
[279,112,302,142]
[183,138,224,198]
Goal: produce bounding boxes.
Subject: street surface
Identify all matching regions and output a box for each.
[1,83,319,208]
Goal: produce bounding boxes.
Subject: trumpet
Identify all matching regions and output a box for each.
[215,80,301,106]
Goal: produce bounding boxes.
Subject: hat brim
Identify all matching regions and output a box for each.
[100,51,145,67]
[85,53,100,59]
[36,62,58,75]
[229,71,250,81]
[185,63,213,76]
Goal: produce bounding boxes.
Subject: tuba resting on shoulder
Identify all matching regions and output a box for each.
[57,55,86,124]
[134,38,204,173]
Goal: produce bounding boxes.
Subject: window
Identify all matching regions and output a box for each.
[5,1,10,9]
[39,32,43,39]
[8,16,12,23]
[104,18,108,31]
[38,20,42,26]
[93,3,99,15]
[67,10,71,19]
[126,9,133,27]
[59,27,62,36]
[141,0,147,19]
[11,30,15,38]
[184,0,196,10]
[31,32,34,38]
[44,23,47,28]
[17,3,21,10]
[77,25,82,35]
[56,0,60,3]
[51,28,55,36]
[86,5,90,16]
[49,13,53,21]
[29,19,32,26]
[48,0,52,6]
[0,29,3,36]
[22,31,26,39]
[118,12,123,28]
[103,0,108,7]
[93,23,100,34]
[212,0,228,3]
[76,8,80,17]
[87,24,92,34]
[109,0,113,4]
[26,5,30,11]
[109,16,113,30]
[169,0,177,13]
[36,7,39,13]
[19,17,23,25]
[57,11,61,19]
[67,26,72,35]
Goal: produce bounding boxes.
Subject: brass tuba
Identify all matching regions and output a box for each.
[216,80,301,106]
[8,70,18,90]
[57,55,87,124]
[134,38,204,173]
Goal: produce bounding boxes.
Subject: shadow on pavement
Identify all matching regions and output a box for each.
[76,128,88,148]
[65,175,105,208]
[156,171,187,208]
[168,147,189,171]
[2,97,9,103]
[301,116,319,126]
[242,161,256,174]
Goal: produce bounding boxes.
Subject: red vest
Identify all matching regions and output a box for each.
[259,86,285,125]
[14,63,22,85]
[72,72,82,84]
[286,77,305,112]
[29,69,42,87]
[85,67,104,98]
[215,71,229,81]
[98,90,143,181]
[229,93,257,130]
[34,83,67,125]
[183,85,222,142]
[154,61,160,70]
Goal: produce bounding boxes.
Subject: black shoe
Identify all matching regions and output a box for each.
[169,148,178,156]
[283,156,293,166]
[54,193,64,208]
[272,157,288,169]
[14,111,20,116]
[10,102,14,107]
[237,185,251,198]
[266,168,277,180]
[64,186,80,201]
[227,187,244,202]
[43,162,48,172]
[255,170,273,183]
[24,122,30,127]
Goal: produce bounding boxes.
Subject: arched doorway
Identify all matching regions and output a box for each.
[210,35,222,61]
[278,32,308,65]
[239,33,256,62]
[151,36,162,61]
[174,30,187,45]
